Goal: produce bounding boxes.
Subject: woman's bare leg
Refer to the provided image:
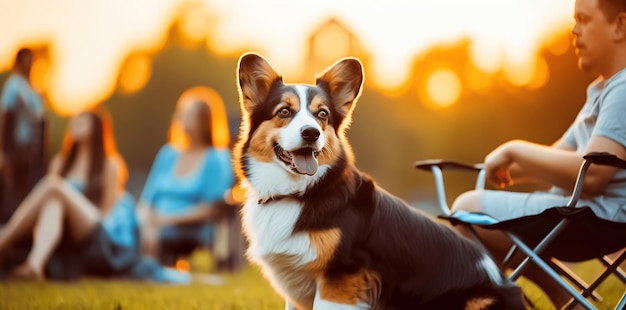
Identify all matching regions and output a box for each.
[0,176,58,253]
[50,180,101,243]
[452,190,580,309]
[23,199,64,277]
[1,175,101,277]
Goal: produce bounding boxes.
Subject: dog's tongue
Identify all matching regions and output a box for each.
[291,149,318,176]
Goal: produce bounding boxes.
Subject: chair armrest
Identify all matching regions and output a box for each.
[414,159,486,215]
[414,159,484,172]
[565,152,626,208]
[583,152,626,170]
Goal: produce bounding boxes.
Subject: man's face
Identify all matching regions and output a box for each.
[572,0,617,74]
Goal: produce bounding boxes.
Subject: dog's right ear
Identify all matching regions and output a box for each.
[237,53,282,112]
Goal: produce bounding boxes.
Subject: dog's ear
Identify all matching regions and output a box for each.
[316,58,364,123]
[237,53,282,112]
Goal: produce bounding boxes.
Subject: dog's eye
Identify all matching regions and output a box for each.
[277,108,291,118]
[317,110,329,120]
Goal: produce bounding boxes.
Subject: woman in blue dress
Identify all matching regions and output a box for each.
[0,108,192,283]
[138,87,234,262]
[0,108,142,279]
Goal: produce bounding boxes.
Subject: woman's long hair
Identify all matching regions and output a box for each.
[58,108,127,207]
[168,86,231,150]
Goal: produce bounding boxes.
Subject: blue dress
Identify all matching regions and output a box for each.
[0,179,190,283]
[140,144,234,246]
[0,179,140,279]
[46,180,141,278]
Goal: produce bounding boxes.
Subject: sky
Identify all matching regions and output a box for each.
[0,0,576,114]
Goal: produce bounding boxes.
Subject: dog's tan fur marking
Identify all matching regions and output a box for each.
[262,253,316,310]
[317,129,342,167]
[464,297,497,310]
[309,95,327,115]
[248,121,281,163]
[306,228,341,273]
[280,92,300,110]
[318,268,380,307]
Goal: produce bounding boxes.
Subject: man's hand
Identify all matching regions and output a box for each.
[485,141,516,188]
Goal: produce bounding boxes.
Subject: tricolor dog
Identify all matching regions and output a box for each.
[234,52,526,310]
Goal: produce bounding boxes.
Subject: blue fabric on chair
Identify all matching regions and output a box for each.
[442,206,626,262]
[446,210,499,225]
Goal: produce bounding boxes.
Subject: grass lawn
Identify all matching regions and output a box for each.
[0,253,623,310]
[0,265,283,310]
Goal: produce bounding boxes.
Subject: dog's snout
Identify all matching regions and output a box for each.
[301,127,320,143]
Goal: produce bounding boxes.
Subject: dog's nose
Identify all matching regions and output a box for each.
[301,127,320,143]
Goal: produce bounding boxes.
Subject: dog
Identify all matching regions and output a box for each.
[233,52,527,310]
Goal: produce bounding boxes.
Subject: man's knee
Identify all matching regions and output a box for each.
[451,190,483,213]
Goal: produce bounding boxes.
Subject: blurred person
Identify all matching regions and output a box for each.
[0,109,130,279]
[0,108,192,284]
[138,87,234,267]
[451,0,626,308]
[0,48,47,223]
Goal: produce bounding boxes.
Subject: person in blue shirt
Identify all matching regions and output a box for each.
[0,108,135,279]
[138,87,234,263]
[0,108,190,283]
[0,48,47,223]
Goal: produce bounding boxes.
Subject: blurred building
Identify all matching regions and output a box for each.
[299,18,371,83]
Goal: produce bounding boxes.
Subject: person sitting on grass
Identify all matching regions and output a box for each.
[138,87,234,266]
[0,108,188,283]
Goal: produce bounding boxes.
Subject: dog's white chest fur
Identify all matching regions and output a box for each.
[242,195,319,308]
[243,199,315,263]
[242,158,327,264]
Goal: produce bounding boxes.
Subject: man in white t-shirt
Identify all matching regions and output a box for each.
[451,0,626,308]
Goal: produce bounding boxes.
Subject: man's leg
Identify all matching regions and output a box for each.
[452,190,579,309]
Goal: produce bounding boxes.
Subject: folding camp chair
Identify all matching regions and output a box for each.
[415,152,626,310]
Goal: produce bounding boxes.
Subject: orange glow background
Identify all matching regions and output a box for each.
[0,0,575,113]
[0,0,590,203]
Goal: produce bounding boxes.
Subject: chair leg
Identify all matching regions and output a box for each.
[599,251,626,284]
[508,219,572,281]
[549,259,602,302]
[578,253,626,303]
[507,234,596,310]
[502,244,520,270]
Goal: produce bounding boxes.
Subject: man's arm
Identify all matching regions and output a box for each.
[504,138,575,185]
[492,136,625,195]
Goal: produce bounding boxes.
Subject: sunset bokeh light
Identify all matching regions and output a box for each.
[0,0,576,114]
[425,69,462,109]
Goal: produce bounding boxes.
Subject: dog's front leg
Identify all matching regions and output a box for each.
[312,277,371,310]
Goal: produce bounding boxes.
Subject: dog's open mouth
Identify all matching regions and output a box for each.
[274,144,320,176]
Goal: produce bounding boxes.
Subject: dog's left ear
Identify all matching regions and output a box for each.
[237,53,283,113]
[316,58,364,123]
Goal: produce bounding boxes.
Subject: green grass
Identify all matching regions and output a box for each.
[517,260,624,310]
[0,255,623,309]
[0,265,283,310]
